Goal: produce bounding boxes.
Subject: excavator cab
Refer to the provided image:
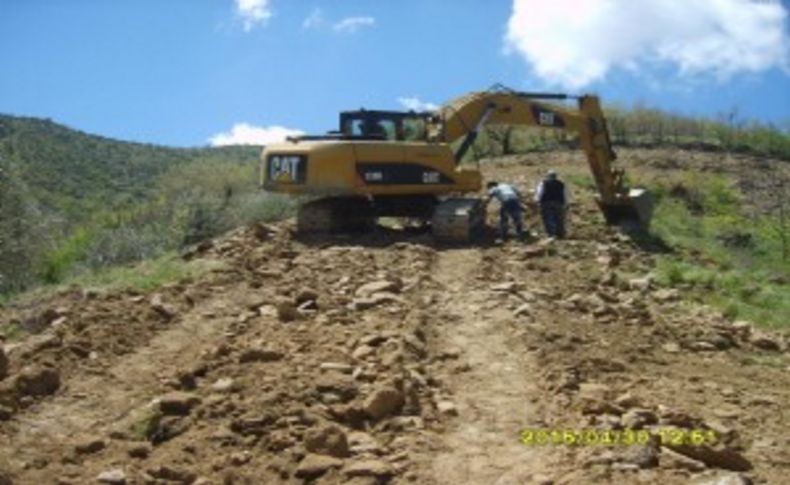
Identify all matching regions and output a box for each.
[339,110,431,141]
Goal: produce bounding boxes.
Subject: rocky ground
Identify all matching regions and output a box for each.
[0,150,788,484]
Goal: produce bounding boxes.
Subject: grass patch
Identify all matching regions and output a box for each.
[0,321,25,341]
[68,252,224,292]
[129,407,163,441]
[650,173,790,329]
[6,253,224,309]
[565,174,597,191]
[736,352,787,369]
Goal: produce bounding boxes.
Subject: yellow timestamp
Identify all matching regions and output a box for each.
[519,428,718,447]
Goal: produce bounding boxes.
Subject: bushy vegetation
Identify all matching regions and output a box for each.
[470,104,790,162]
[650,173,790,328]
[0,115,294,298]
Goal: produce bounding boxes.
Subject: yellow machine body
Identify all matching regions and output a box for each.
[260,86,652,239]
[260,141,481,197]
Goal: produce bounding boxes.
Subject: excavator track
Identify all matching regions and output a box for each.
[297,197,375,234]
[431,197,485,243]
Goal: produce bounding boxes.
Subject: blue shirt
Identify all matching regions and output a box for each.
[488,183,520,203]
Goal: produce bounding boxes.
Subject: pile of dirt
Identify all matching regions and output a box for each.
[0,224,462,484]
[0,149,787,485]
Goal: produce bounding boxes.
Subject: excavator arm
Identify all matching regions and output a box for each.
[434,87,653,226]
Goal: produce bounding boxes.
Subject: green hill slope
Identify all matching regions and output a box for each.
[0,115,258,220]
[0,115,290,294]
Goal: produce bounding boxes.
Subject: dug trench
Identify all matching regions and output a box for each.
[0,150,788,484]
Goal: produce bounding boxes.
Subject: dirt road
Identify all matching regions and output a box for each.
[430,249,546,484]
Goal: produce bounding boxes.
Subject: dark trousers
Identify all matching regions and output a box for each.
[540,202,566,238]
[499,199,524,238]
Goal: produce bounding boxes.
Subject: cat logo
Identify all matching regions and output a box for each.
[268,155,306,184]
[531,106,565,128]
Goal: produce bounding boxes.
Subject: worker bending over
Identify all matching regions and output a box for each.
[487,181,525,241]
[535,170,570,238]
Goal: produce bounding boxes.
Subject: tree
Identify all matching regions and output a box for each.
[485,125,516,155]
[0,158,47,293]
[764,176,790,261]
[744,169,790,261]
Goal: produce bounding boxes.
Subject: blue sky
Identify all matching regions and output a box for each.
[1,0,788,147]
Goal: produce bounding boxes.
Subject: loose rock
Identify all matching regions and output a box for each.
[14,366,61,397]
[127,443,152,459]
[295,288,320,305]
[621,408,658,429]
[158,392,201,416]
[363,386,405,420]
[97,469,126,484]
[692,473,753,485]
[304,424,350,458]
[514,304,532,317]
[239,348,283,363]
[320,362,354,374]
[150,294,177,320]
[436,400,459,416]
[344,459,394,478]
[296,454,344,479]
[617,443,659,469]
[750,334,781,352]
[74,438,106,455]
[210,377,238,393]
[664,443,753,472]
[147,465,197,483]
[355,280,400,298]
[661,447,707,472]
[276,301,300,322]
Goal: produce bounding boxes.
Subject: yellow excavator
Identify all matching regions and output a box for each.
[260,85,652,242]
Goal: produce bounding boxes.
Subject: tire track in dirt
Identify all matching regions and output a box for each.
[430,248,547,484]
[0,281,255,470]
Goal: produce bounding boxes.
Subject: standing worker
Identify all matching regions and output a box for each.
[486,181,525,241]
[535,170,570,238]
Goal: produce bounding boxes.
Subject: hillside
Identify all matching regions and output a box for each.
[0,115,259,218]
[0,115,288,295]
[0,151,787,485]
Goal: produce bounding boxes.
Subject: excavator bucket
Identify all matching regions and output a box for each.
[598,188,654,228]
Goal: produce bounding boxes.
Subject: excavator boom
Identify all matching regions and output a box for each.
[435,87,652,226]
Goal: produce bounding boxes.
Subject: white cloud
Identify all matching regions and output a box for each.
[209,123,304,146]
[302,8,325,30]
[504,0,790,89]
[235,0,272,32]
[333,16,376,33]
[397,96,439,111]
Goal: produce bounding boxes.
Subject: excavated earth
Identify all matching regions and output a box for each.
[0,149,788,485]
